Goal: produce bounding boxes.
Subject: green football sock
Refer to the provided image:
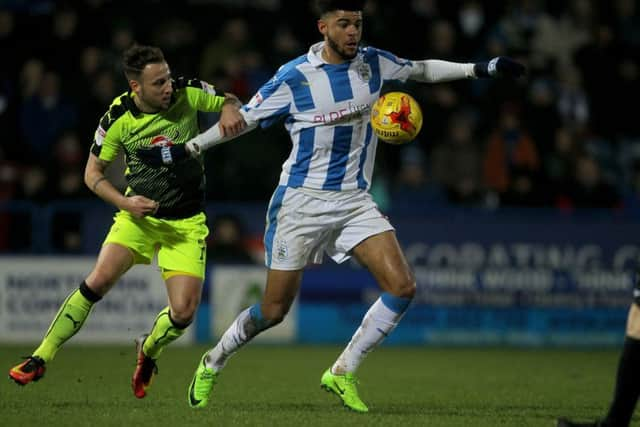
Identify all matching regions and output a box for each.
[143,306,189,359]
[33,282,100,363]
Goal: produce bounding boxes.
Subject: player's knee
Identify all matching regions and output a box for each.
[170,299,200,325]
[261,303,289,325]
[391,274,416,299]
[85,271,118,296]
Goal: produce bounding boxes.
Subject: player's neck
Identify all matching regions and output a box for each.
[321,46,347,64]
[133,93,159,114]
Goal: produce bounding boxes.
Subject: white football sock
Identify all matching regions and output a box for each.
[204,305,266,371]
[332,294,410,375]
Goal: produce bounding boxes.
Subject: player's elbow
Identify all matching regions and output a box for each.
[83,169,91,189]
[83,167,95,191]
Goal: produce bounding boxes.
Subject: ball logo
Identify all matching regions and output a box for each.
[387,95,417,135]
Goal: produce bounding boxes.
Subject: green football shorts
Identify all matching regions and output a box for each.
[103,210,209,279]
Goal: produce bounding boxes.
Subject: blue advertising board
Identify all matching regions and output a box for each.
[293,213,638,346]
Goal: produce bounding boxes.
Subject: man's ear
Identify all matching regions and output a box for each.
[129,79,140,94]
[317,19,328,36]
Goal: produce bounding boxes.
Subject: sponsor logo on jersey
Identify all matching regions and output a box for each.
[150,135,174,147]
[150,130,180,146]
[313,102,370,124]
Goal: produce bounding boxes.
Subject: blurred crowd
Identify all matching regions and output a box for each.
[0,0,639,252]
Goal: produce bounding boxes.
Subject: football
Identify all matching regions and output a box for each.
[370,91,423,144]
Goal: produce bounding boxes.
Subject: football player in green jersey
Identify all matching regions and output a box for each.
[8,45,246,400]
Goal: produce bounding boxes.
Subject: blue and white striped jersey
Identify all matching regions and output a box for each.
[241,41,414,192]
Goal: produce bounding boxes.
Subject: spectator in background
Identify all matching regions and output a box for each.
[560,153,621,209]
[402,0,440,58]
[151,17,197,76]
[14,165,49,202]
[455,0,489,57]
[491,0,548,55]
[0,70,20,161]
[48,131,91,252]
[19,57,44,100]
[0,146,20,250]
[0,8,20,79]
[525,77,560,154]
[415,19,464,143]
[483,102,540,206]
[207,214,254,264]
[270,24,303,69]
[556,65,590,134]
[622,158,640,217]
[47,6,81,77]
[77,67,119,141]
[50,131,90,200]
[392,144,445,213]
[20,69,77,165]
[613,0,640,49]
[430,110,484,206]
[574,24,622,140]
[544,127,581,203]
[530,0,592,71]
[199,17,253,84]
[499,166,549,207]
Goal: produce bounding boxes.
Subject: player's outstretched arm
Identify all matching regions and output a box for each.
[473,57,526,79]
[136,118,259,167]
[408,56,525,83]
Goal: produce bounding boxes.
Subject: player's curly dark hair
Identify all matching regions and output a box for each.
[122,44,165,80]
[314,0,365,17]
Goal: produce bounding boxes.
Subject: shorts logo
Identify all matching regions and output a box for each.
[276,239,288,261]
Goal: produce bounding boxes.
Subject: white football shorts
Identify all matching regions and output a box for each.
[263,185,395,270]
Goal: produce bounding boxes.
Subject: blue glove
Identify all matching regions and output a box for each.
[474,57,526,79]
[136,144,188,167]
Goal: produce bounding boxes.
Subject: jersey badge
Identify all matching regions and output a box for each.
[356,61,371,82]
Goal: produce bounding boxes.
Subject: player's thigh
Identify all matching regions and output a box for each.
[261,269,303,318]
[264,187,335,269]
[157,213,209,280]
[86,243,135,295]
[103,211,157,264]
[352,230,415,297]
[627,304,640,338]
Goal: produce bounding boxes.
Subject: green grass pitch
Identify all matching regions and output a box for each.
[0,345,627,426]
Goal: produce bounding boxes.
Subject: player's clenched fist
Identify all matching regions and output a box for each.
[123,195,159,218]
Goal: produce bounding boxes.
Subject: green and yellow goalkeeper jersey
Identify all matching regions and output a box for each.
[90,77,226,219]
